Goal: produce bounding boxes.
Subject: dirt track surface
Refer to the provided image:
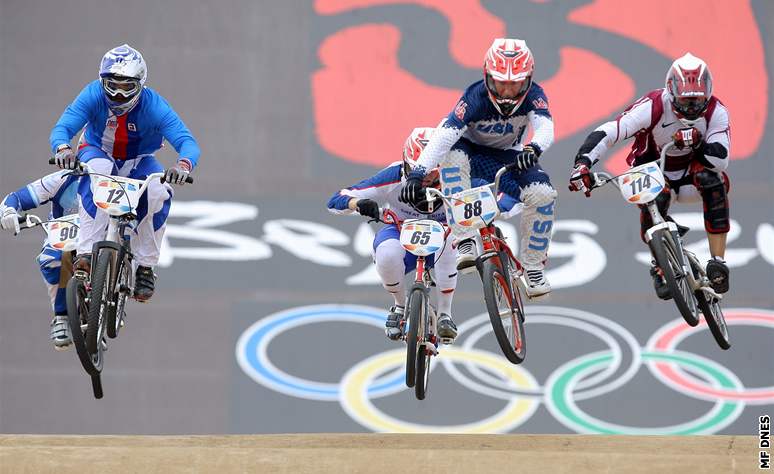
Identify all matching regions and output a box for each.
[0,434,760,473]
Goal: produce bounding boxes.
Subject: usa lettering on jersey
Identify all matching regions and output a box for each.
[454,100,467,121]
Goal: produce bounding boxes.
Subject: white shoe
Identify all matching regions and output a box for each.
[524,268,551,297]
[456,239,476,273]
[50,315,72,351]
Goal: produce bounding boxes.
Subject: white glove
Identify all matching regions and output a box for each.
[0,205,21,235]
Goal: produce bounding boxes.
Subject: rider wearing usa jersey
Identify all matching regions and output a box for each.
[329,128,522,342]
[569,53,731,297]
[399,39,557,297]
[49,44,200,302]
[0,171,81,349]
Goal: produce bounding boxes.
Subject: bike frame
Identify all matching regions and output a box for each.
[590,143,720,301]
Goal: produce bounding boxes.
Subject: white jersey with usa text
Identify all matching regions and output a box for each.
[415,80,554,172]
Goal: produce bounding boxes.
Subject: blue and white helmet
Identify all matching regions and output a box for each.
[98,44,147,115]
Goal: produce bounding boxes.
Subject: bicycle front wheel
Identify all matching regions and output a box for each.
[405,288,425,388]
[481,257,526,364]
[649,228,700,327]
[66,278,101,375]
[107,255,130,339]
[86,250,114,355]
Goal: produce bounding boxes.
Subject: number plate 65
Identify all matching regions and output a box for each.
[44,214,80,252]
[618,162,665,204]
[400,219,445,256]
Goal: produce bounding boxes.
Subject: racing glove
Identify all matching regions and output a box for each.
[164,159,192,185]
[568,155,595,197]
[54,144,79,170]
[399,174,424,205]
[508,144,538,172]
[355,199,380,220]
[0,205,20,235]
[673,127,702,150]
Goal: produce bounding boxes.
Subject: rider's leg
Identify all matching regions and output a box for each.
[439,142,475,271]
[433,236,459,340]
[514,166,557,297]
[694,168,731,293]
[75,146,116,268]
[37,246,71,349]
[128,156,173,301]
[373,225,408,340]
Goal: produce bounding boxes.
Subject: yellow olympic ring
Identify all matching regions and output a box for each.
[339,346,540,433]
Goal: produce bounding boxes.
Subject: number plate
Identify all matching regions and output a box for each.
[44,214,80,251]
[92,176,145,216]
[618,163,665,204]
[447,186,499,231]
[399,219,445,256]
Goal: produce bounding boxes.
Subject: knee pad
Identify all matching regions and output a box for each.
[694,170,729,233]
[520,182,557,208]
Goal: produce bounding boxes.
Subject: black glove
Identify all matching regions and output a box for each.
[399,175,424,205]
[54,144,79,170]
[355,199,380,220]
[508,145,537,172]
[164,159,192,185]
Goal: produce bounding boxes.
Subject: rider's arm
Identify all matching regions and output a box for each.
[0,171,71,212]
[524,84,554,156]
[327,164,401,215]
[697,100,730,171]
[575,93,656,165]
[49,81,100,152]
[154,95,201,169]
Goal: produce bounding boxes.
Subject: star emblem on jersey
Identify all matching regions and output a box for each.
[454,100,467,121]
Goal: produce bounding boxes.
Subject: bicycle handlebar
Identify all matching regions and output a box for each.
[48,157,194,184]
[589,142,676,193]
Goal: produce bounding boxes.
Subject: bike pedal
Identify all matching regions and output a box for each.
[458,265,477,275]
[440,337,455,345]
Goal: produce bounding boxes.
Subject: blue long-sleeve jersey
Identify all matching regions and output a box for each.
[1,171,80,219]
[50,80,200,168]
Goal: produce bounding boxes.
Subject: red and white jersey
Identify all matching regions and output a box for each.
[582,89,730,180]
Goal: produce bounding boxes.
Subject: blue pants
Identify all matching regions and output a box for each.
[37,244,66,315]
[452,138,553,200]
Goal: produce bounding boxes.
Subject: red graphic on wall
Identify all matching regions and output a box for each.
[313,0,768,174]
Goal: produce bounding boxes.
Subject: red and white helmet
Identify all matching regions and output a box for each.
[665,52,713,122]
[483,38,535,116]
[402,127,434,171]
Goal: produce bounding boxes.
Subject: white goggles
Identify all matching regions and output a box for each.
[101,76,140,98]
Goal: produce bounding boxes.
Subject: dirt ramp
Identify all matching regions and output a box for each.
[0,434,759,473]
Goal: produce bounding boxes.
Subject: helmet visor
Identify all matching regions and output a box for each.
[101,76,140,101]
[674,96,708,119]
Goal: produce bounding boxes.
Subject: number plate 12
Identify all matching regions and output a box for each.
[400,219,445,257]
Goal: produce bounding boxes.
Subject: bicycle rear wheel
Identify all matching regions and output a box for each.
[649,228,700,327]
[86,249,114,354]
[689,258,731,349]
[66,278,101,375]
[481,256,526,364]
[405,288,425,388]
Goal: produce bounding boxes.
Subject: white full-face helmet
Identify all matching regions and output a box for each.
[98,44,147,115]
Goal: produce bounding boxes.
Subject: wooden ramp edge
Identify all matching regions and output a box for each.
[0,433,761,474]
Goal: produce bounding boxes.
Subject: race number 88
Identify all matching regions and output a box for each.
[464,201,483,219]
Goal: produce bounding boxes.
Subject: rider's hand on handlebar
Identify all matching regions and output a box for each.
[0,205,20,235]
[568,155,595,197]
[355,199,380,220]
[399,175,424,205]
[508,145,537,172]
[164,159,192,185]
[54,144,79,170]
[672,127,702,150]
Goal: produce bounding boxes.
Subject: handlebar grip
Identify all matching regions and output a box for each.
[17,214,27,224]
[48,158,55,165]
[185,176,194,184]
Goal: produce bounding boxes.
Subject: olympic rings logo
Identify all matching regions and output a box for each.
[236,305,774,434]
